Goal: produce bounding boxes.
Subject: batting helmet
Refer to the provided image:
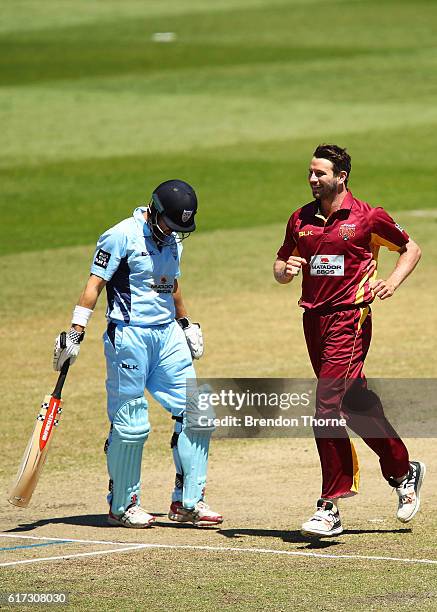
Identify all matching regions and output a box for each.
[151,179,197,232]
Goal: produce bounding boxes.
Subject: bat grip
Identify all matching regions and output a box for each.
[52,360,70,399]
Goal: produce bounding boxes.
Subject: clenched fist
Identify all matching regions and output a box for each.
[274,256,307,284]
[53,328,84,371]
[284,255,307,278]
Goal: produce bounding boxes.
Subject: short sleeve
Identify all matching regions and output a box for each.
[90,228,127,281]
[370,207,409,252]
[277,215,298,261]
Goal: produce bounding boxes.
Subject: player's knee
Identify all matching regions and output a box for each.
[177,422,211,464]
[111,397,150,443]
[183,382,217,434]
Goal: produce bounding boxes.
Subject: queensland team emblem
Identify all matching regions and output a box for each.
[339,223,356,241]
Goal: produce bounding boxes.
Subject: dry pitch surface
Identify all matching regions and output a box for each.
[1,216,436,611]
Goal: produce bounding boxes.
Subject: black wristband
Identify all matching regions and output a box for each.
[177,317,191,330]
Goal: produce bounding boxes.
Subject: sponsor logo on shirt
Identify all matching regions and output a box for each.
[94,249,111,269]
[339,224,356,241]
[121,363,139,370]
[299,230,313,237]
[141,250,156,256]
[310,254,344,276]
[395,222,404,232]
[151,276,174,294]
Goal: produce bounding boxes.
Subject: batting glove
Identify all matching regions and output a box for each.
[177,318,204,360]
[53,329,84,371]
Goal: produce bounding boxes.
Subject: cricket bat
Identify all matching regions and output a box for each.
[8,358,70,508]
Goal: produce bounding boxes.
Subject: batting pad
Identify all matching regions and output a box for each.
[106,397,150,515]
[177,426,211,509]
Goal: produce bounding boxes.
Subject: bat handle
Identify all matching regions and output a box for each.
[52,360,70,399]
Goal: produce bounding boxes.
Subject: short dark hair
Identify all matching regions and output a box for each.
[313,144,351,186]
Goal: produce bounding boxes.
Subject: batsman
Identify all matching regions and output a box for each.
[53,180,223,528]
[274,144,425,537]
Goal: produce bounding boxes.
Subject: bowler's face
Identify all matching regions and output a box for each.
[308,157,338,200]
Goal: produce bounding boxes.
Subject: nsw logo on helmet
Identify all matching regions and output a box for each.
[181,210,193,223]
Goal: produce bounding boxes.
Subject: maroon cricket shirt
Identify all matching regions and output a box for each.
[277,191,409,311]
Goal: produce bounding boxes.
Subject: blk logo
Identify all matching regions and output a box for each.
[121,363,139,370]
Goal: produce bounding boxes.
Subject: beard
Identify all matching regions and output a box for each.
[311,179,338,200]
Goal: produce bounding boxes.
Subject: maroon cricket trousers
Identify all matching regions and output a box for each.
[303,305,410,499]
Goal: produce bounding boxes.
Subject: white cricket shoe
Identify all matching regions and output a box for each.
[108,504,156,528]
[168,501,223,526]
[393,461,426,523]
[301,499,343,537]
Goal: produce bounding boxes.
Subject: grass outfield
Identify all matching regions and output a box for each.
[1,0,437,254]
[1,1,437,610]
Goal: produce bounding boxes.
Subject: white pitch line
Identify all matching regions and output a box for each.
[0,545,147,567]
[125,543,437,566]
[146,543,437,566]
[0,533,140,547]
[1,535,436,567]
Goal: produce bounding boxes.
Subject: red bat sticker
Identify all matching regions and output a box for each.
[39,397,61,451]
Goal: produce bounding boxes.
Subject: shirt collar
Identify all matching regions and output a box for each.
[340,191,354,210]
[313,191,354,220]
[133,206,152,237]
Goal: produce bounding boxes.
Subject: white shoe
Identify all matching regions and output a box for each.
[108,504,155,528]
[393,461,426,523]
[168,501,223,526]
[301,499,343,537]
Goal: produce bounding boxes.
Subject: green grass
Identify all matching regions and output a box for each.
[1,125,437,255]
[1,0,437,254]
[2,550,436,611]
[1,2,437,609]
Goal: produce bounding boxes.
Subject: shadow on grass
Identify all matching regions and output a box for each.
[4,512,168,531]
[218,527,412,549]
[3,519,411,553]
[218,528,340,549]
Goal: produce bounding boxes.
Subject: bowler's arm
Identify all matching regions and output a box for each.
[370,238,421,300]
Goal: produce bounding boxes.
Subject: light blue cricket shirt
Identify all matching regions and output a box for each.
[90,207,183,326]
